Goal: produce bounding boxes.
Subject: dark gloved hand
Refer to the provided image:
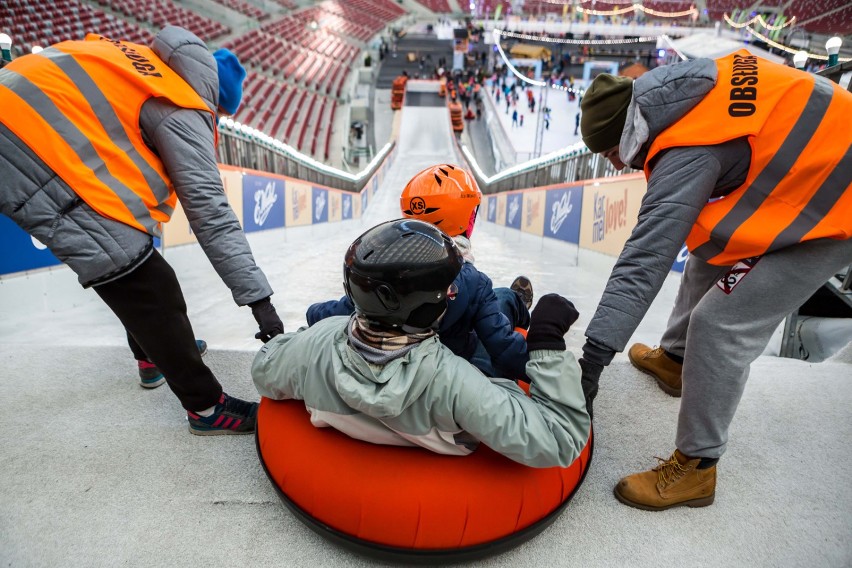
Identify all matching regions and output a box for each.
[250,297,284,343]
[525,294,580,352]
[578,358,603,421]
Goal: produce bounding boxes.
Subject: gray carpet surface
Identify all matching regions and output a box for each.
[1,344,850,567]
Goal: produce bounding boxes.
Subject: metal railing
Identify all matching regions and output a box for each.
[461,141,632,194]
[217,121,394,193]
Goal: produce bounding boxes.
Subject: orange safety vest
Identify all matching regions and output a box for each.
[0,34,217,237]
[646,50,852,266]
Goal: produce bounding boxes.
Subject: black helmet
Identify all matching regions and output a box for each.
[344,219,463,330]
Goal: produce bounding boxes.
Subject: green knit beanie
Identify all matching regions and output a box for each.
[580,74,633,153]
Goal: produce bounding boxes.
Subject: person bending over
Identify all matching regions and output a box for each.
[0,26,283,435]
[577,52,851,509]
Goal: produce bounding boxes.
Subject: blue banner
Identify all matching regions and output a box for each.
[0,214,62,275]
[312,187,328,223]
[342,193,353,220]
[543,186,582,244]
[242,175,284,232]
[672,244,688,273]
[362,187,369,212]
[486,196,497,222]
[505,193,523,229]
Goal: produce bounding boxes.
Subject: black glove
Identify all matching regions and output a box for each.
[250,297,284,343]
[578,358,603,421]
[525,294,580,352]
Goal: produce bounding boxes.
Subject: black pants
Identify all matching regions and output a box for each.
[94,250,222,411]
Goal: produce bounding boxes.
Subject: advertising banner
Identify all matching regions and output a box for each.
[579,176,646,256]
[220,168,245,227]
[486,195,497,223]
[521,190,545,236]
[285,180,312,227]
[328,191,342,223]
[505,192,523,230]
[312,187,329,224]
[672,244,689,273]
[495,193,506,226]
[243,174,285,232]
[543,185,583,244]
[342,192,354,220]
[361,186,369,213]
[164,168,245,248]
[0,215,62,275]
[352,192,362,218]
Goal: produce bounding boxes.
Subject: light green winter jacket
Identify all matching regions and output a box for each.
[252,316,590,468]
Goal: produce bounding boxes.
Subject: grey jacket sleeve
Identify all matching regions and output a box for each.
[583,146,722,361]
[141,101,273,305]
[452,349,590,468]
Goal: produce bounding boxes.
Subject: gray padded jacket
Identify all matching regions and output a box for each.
[583,58,753,363]
[252,316,591,468]
[0,26,272,305]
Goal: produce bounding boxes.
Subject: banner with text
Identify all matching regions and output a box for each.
[312,187,329,224]
[505,192,523,229]
[285,180,313,227]
[543,184,583,244]
[244,173,286,232]
[521,190,545,236]
[579,176,646,256]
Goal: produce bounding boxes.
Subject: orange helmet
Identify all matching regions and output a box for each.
[400,164,482,237]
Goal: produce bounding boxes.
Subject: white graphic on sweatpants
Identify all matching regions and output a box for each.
[716,256,760,295]
[254,182,278,226]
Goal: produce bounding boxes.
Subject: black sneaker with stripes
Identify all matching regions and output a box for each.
[187,393,258,436]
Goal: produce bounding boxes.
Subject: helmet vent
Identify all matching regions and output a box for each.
[343,219,463,328]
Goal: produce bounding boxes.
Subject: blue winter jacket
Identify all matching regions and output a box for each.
[306,262,530,381]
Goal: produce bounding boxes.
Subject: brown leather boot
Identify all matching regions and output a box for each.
[614,450,716,511]
[628,343,683,397]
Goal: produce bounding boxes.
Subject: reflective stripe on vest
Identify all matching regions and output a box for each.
[0,35,216,237]
[645,50,852,266]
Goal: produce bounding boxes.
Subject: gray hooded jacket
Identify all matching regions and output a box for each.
[583,58,753,363]
[0,26,272,305]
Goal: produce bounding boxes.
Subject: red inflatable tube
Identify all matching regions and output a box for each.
[256,397,593,563]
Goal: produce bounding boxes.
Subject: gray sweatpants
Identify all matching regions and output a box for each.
[659,238,852,458]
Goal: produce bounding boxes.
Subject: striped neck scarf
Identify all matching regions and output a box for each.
[347,314,435,364]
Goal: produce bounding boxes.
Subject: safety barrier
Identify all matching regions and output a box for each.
[479,173,688,274]
[0,142,396,279]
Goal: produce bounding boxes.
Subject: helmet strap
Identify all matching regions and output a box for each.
[465,206,479,238]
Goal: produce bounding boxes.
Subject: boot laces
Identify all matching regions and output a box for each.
[644,346,666,360]
[653,454,689,486]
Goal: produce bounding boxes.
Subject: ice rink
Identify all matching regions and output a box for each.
[1,89,851,567]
